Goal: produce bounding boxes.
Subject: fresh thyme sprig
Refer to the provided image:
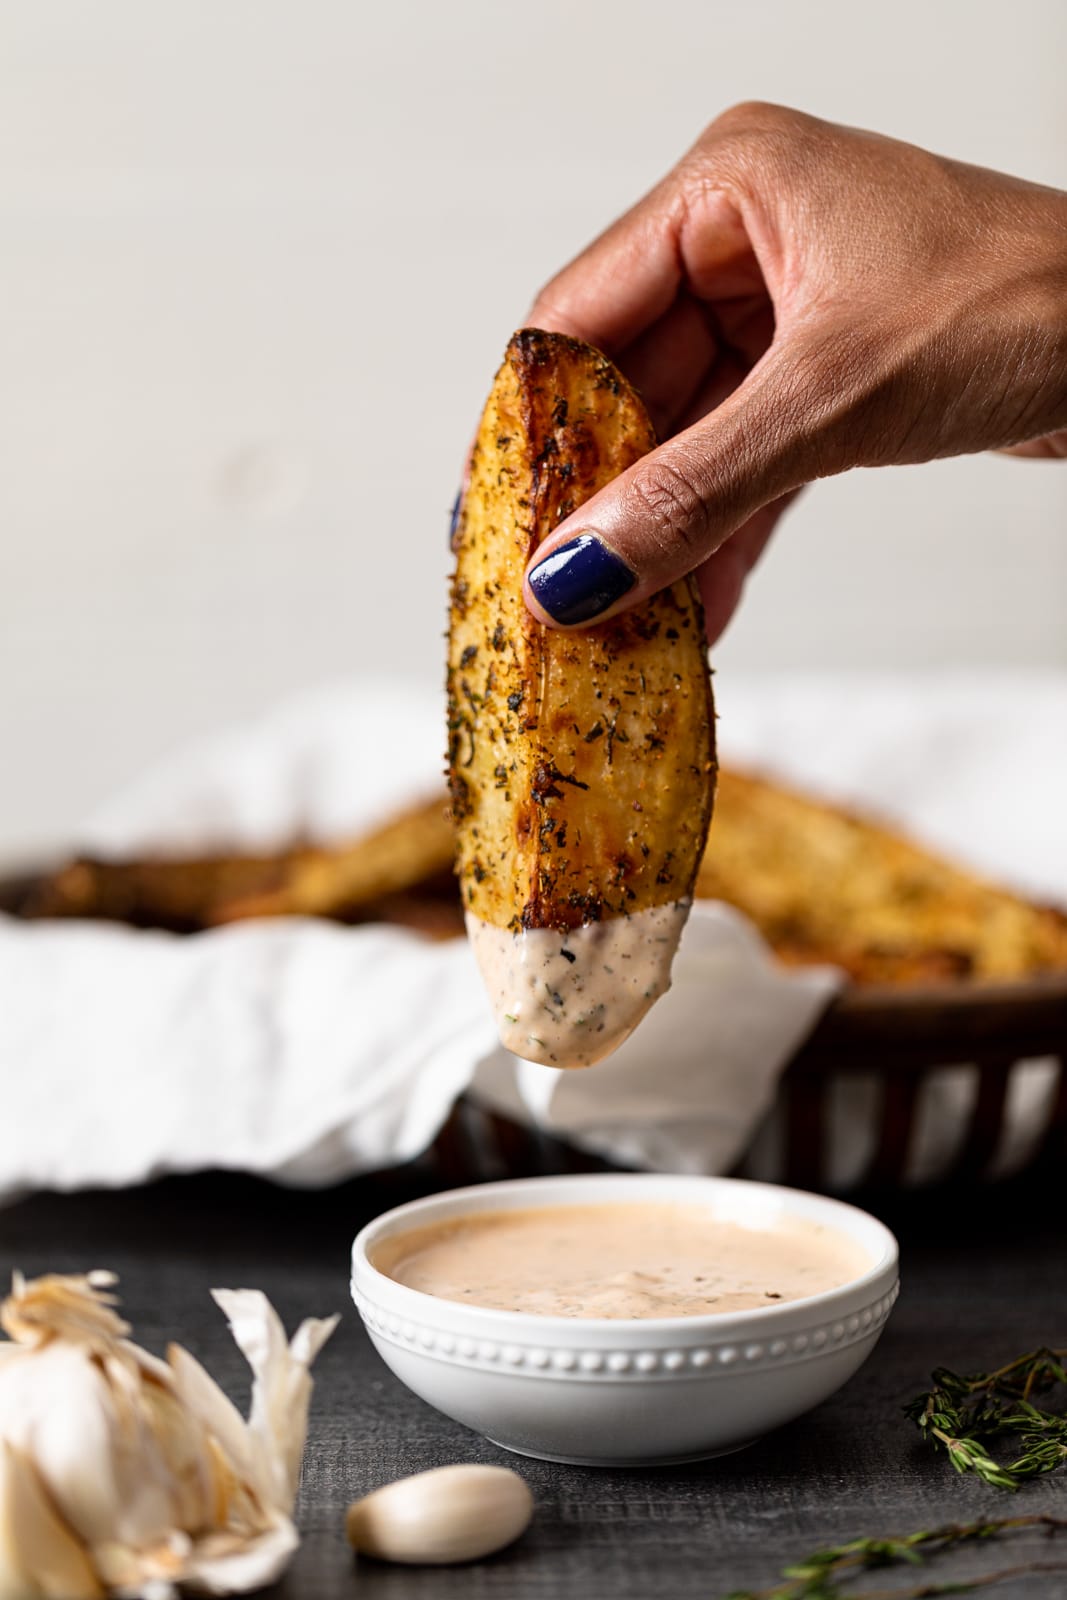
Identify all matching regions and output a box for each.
[726,1514,1067,1600]
[904,1347,1067,1490]
[728,1350,1067,1597]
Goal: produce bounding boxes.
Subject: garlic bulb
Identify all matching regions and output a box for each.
[0,1270,337,1598]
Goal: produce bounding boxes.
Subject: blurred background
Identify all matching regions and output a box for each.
[2,0,1064,858]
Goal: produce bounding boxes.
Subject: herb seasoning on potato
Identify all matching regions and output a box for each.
[447,329,715,1067]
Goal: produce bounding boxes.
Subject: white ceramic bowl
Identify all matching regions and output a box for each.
[351,1173,899,1467]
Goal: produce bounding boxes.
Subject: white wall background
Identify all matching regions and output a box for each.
[1,0,1064,856]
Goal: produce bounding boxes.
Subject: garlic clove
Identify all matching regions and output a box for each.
[345,1464,533,1566]
[0,1438,103,1600]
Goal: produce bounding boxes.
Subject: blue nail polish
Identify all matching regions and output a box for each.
[527,534,637,625]
[448,491,462,547]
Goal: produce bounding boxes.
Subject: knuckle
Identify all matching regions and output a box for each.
[626,458,710,560]
[713,99,791,132]
[705,100,808,153]
[698,101,832,187]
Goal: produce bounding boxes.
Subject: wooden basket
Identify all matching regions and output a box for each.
[3,871,1065,1193]
[774,976,1067,1189]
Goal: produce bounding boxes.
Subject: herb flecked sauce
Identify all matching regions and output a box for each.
[466,900,689,1068]
[374,1203,871,1319]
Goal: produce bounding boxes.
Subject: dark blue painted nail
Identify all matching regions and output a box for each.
[448,491,462,548]
[527,534,637,625]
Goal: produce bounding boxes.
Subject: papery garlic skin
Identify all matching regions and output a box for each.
[0,1272,337,1600]
[212,1288,336,1514]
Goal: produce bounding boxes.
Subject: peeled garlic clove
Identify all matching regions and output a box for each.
[345,1464,533,1566]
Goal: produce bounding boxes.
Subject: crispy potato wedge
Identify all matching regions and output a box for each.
[21,852,283,932]
[210,798,454,924]
[698,768,1067,984]
[21,797,455,934]
[447,329,715,1065]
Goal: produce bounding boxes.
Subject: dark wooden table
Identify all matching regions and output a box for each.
[2,1169,1065,1599]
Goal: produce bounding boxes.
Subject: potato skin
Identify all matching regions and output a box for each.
[447,329,715,933]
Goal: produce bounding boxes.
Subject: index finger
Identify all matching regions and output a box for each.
[526,178,684,355]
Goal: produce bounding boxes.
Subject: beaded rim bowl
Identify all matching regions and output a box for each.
[350,1173,899,1466]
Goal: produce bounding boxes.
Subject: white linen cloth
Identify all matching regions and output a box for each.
[1,671,1064,1205]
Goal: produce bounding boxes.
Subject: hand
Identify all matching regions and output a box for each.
[521,103,1067,639]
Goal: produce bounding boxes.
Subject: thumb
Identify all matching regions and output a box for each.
[523,350,818,628]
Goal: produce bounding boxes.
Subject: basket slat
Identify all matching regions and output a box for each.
[783,1072,828,1189]
[954,1057,1015,1180]
[1032,1057,1067,1167]
[866,1070,923,1187]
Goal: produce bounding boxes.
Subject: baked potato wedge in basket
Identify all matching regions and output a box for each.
[447,329,715,1067]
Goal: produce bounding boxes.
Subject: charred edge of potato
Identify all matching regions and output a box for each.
[447,328,716,935]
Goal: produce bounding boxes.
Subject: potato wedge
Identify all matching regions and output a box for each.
[447,329,715,1067]
[21,852,284,932]
[22,798,455,934]
[697,768,1067,985]
[210,798,454,924]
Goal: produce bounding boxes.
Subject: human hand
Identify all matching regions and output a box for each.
[521,103,1067,639]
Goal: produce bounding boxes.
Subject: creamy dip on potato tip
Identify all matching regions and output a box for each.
[373,1203,871,1319]
[465,900,689,1069]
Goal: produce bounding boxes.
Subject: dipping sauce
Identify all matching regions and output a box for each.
[465,900,688,1070]
[372,1202,871,1318]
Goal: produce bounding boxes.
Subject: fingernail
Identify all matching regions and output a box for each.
[527,534,637,625]
[448,490,462,548]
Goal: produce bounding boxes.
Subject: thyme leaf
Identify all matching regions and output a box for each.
[904,1346,1067,1490]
